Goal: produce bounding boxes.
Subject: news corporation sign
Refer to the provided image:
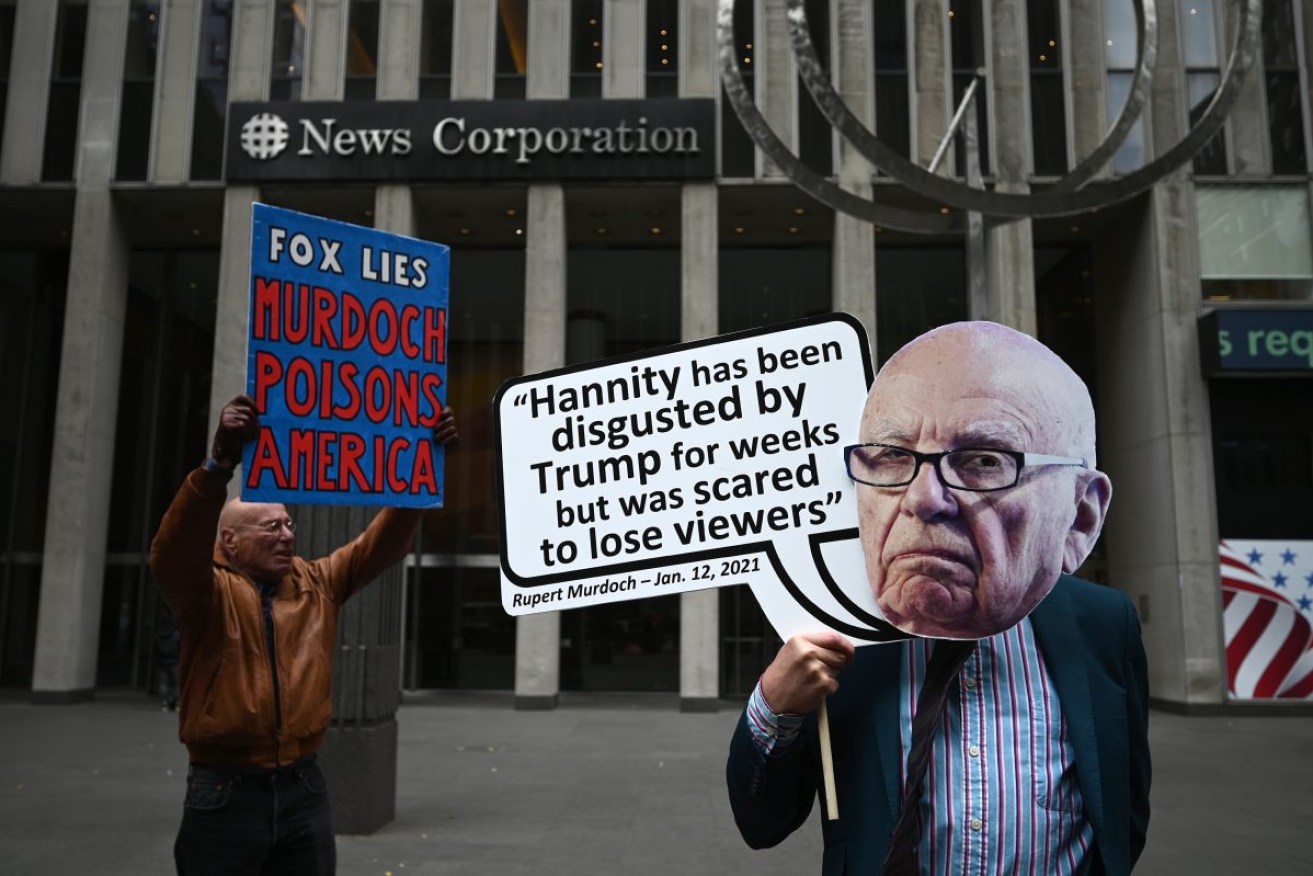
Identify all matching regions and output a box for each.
[225,99,716,183]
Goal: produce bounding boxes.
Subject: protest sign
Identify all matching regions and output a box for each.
[242,203,450,507]
[495,313,906,643]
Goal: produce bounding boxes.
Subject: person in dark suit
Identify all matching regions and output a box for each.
[727,322,1150,874]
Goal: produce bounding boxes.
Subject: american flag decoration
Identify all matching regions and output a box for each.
[1220,540,1313,700]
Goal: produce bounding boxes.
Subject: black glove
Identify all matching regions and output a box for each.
[211,395,260,468]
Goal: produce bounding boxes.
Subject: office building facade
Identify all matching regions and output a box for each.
[1,0,1310,710]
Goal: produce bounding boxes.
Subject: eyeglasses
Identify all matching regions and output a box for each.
[844,444,1087,492]
[239,519,296,535]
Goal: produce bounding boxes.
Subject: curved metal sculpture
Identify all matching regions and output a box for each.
[718,0,1263,233]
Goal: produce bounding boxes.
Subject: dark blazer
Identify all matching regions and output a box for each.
[726,576,1151,875]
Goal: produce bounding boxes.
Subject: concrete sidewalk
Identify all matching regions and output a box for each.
[0,691,1309,875]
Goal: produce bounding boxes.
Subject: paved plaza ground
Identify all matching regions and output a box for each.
[0,690,1309,874]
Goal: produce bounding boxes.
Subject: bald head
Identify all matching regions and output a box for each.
[218,499,297,583]
[876,321,1098,465]
[854,321,1111,639]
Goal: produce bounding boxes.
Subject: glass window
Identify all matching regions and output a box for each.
[1197,185,1313,301]
[720,0,754,177]
[1180,0,1218,67]
[646,0,677,97]
[719,186,832,332]
[873,0,910,162]
[270,0,306,101]
[404,241,525,691]
[405,565,513,690]
[191,0,232,180]
[719,248,831,333]
[1105,72,1146,173]
[494,0,527,99]
[1211,379,1313,539]
[1180,0,1227,175]
[570,0,602,98]
[419,0,453,99]
[100,251,217,687]
[1029,0,1067,176]
[42,0,88,182]
[0,250,68,688]
[559,194,682,693]
[951,1,989,175]
[875,248,968,365]
[1102,0,1136,68]
[1263,0,1307,174]
[116,1,160,181]
[1104,0,1145,174]
[0,1,17,149]
[344,0,378,101]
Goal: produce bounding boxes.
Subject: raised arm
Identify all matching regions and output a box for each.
[150,396,261,618]
[316,408,460,602]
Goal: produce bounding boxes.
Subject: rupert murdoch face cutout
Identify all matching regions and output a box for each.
[850,322,1112,640]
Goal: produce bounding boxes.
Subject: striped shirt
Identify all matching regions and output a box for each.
[748,618,1094,874]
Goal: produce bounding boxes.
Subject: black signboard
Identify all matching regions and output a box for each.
[225,99,717,183]
[1199,308,1313,376]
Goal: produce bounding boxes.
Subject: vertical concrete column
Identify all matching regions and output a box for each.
[758,0,797,177]
[452,0,497,99]
[1094,1,1224,708]
[1067,0,1108,165]
[313,0,425,837]
[1220,2,1269,174]
[0,0,58,182]
[604,0,644,96]
[978,0,1034,334]
[31,0,133,702]
[303,0,347,101]
[151,0,203,182]
[209,0,276,437]
[377,0,423,100]
[514,0,570,710]
[911,0,952,170]
[678,0,720,710]
[831,0,877,347]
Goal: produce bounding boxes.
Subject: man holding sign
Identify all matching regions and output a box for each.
[727,322,1150,874]
[150,395,456,874]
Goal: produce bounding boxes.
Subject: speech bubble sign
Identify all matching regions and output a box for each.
[241,203,451,507]
[495,314,906,643]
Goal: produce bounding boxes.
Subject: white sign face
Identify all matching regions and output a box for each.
[495,314,907,644]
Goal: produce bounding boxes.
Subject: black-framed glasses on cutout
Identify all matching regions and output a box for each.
[843,444,1088,493]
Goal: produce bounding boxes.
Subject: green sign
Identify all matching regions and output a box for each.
[1199,309,1313,375]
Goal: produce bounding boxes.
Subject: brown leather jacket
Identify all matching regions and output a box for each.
[149,466,419,768]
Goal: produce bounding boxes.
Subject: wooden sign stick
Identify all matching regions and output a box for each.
[819,700,839,820]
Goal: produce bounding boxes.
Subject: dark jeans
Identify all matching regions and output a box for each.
[174,757,335,875]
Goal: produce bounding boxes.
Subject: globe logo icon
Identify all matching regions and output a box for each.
[239,112,290,161]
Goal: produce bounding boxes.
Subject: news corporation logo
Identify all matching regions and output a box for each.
[239,112,290,160]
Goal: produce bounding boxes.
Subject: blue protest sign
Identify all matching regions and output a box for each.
[241,203,450,507]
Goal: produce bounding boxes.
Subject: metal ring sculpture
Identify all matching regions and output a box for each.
[718,0,1263,233]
